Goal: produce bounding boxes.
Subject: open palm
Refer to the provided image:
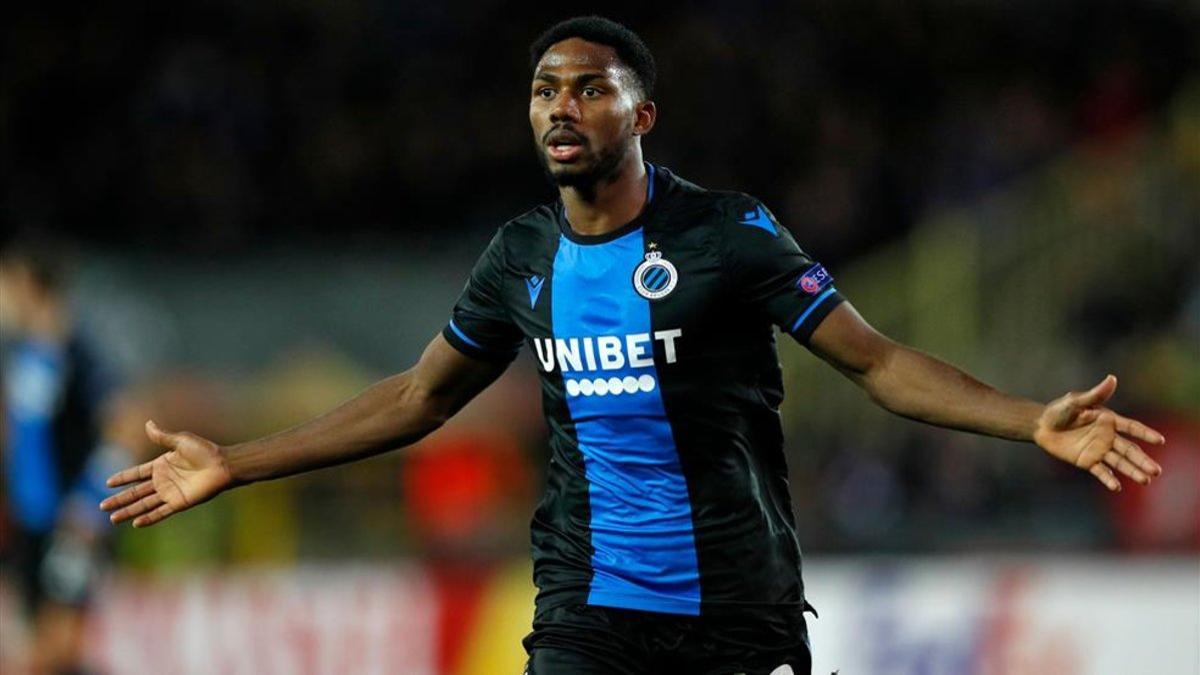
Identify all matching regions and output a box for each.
[1034,375,1165,491]
[101,421,233,527]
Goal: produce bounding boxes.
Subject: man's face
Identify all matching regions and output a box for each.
[529,38,652,189]
[0,262,34,335]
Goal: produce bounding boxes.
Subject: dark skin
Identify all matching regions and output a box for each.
[531,37,657,234]
[101,38,1163,529]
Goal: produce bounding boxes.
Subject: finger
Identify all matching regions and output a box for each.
[1077,408,1101,424]
[1115,435,1162,476]
[1111,413,1166,445]
[133,502,176,528]
[1072,375,1117,409]
[145,420,183,451]
[106,461,154,488]
[1089,463,1121,492]
[111,494,165,525]
[100,480,156,511]
[1104,450,1149,485]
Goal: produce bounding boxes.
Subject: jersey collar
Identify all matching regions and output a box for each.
[557,162,662,246]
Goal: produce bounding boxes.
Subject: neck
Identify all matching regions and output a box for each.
[559,150,649,237]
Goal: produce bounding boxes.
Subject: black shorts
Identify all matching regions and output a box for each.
[523,603,813,675]
[4,527,104,618]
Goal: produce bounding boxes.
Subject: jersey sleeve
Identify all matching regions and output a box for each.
[65,442,130,533]
[441,229,524,362]
[721,196,846,343]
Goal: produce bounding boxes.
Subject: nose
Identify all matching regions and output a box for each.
[549,91,581,124]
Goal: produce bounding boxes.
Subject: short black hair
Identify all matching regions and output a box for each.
[0,235,74,293]
[529,16,656,98]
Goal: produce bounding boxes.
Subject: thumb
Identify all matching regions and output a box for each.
[144,420,181,451]
[1071,374,1117,409]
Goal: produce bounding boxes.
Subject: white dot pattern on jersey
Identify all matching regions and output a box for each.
[564,374,657,397]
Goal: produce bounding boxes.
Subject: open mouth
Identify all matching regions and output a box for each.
[546,129,585,162]
[548,144,582,162]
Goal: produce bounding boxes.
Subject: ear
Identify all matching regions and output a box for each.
[633,100,657,136]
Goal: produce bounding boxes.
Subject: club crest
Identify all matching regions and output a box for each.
[633,251,678,300]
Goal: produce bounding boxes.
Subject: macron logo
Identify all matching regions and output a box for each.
[739,204,778,236]
[526,275,545,309]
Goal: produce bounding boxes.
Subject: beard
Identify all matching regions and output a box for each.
[536,136,631,201]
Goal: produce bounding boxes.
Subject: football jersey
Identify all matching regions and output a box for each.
[3,335,116,534]
[442,163,844,616]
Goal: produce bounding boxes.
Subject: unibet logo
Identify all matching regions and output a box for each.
[532,329,681,373]
[533,329,682,397]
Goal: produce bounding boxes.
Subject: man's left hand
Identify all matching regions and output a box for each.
[1034,375,1165,491]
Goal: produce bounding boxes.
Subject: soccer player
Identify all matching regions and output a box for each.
[1,240,133,675]
[100,16,1165,675]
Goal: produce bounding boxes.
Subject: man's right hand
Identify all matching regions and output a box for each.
[100,420,234,528]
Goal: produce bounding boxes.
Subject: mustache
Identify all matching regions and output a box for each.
[542,126,587,146]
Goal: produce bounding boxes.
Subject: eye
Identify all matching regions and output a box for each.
[536,87,555,99]
[582,86,601,97]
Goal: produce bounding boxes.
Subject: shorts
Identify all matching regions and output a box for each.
[523,602,813,675]
[5,527,104,618]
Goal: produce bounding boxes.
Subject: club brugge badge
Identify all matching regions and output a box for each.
[633,251,678,300]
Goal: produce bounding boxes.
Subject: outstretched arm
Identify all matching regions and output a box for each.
[101,334,508,527]
[808,302,1165,491]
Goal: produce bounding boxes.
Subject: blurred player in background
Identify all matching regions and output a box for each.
[0,240,137,675]
[99,16,1167,675]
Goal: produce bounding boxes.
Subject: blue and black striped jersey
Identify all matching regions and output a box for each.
[3,334,116,534]
[442,164,844,617]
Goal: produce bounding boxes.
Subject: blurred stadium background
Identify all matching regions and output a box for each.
[2,2,1197,674]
